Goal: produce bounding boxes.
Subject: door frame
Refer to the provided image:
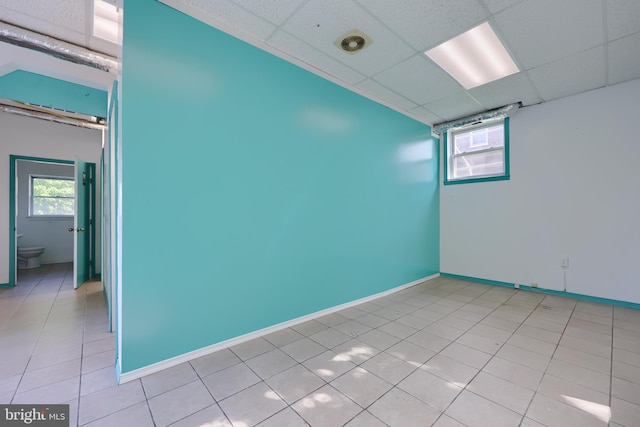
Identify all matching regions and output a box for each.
[8,155,96,287]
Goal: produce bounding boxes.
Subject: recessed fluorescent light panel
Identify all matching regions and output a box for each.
[93,0,121,44]
[425,22,519,89]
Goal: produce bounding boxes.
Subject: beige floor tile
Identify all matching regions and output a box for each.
[482,357,543,391]
[343,410,387,427]
[439,342,492,369]
[148,381,215,426]
[291,384,362,427]
[397,368,462,411]
[308,328,351,348]
[446,390,522,427]
[368,387,442,427]
[12,376,80,405]
[331,366,393,408]
[245,348,297,380]
[546,359,610,394]
[303,350,357,381]
[202,363,261,401]
[385,340,436,367]
[82,401,154,427]
[219,382,287,427]
[421,354,479,386]
[16,358,81,394]
[230,337,275,361]
[432,414,467,427]
[360,351,415,385]
[613,360,640,385]
[189,348,241,377]
[169,404,231,427]
[141,362,198,398]
[265,364,324,405]
[526,393,608,427]
[332,339,381,364]
[455,332,503,354]
[612,377,640,405]
[467,371,534,414]
[495,343,550,372]
[406,330,452,352]
[263,328,305,347]
[256,407,307,426]
[78,380,146,425]
[610,397,640,427]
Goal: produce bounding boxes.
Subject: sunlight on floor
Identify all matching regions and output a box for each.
[562,395,611,422]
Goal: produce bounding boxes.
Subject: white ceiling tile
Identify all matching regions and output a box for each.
[469,72,541,108]
[424,92,485,121]
[374,55,461,105]
[173,0,276,40]
[606,0,640,41]
[528,46,606,102]
[480,0,525,14]
[0,0,86,33]
[608,32,640,85]
[494,0,604,69]
[267,30,365,85]
[281,0,415,76]
[356,78,418,110]
[357,0,488,50]
[408,106,444,125]
[229,0,306,25]
[0,4,86,46]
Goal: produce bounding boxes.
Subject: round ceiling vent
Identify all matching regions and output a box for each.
[334,29,372,54]
[341,35,366,52]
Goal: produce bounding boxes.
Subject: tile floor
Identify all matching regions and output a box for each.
[1,265,640,426]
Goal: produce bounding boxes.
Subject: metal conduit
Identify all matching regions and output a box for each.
[0,21,118,73]
[0,104,105,131]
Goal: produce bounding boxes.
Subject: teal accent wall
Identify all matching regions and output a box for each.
[121,0,439,373]
[0,70,107,118]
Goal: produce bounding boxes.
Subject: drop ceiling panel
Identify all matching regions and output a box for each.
[424,91,484,122]
[356,78,418,110]
[469,72,541,109]
[0,5,86,47]
[175,0,276,40]
[494,0,604,69]
[374,55,461,105]
[608,32,640,85]
[480,0,525,14]
[267,30,365,85]
[229,0,305,26]
[408,106,444,124]
[605,0,640,41]
[0,0,87,34]
[281,0,415,76]
[356,0,488,50]
[528,46,605,102]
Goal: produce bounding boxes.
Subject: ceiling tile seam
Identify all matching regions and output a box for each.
[247,0,313,44]
[357,77,425,111]
[601,0,610,85]
[265,27,368,84]
[351,0,426,53]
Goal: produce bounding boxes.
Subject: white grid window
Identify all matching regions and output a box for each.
[445,118,509,184]
[30,176,75,216]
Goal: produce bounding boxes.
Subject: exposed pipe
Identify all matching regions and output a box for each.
[432,103,521,136]
[0,21,118,73]
[0,103,105,131]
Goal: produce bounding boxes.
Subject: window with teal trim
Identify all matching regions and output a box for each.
[444,117,510,185]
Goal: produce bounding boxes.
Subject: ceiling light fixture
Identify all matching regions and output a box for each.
[424,22,519,89]
[334,29,372,54]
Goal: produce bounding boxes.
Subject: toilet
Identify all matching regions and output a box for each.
[17,235,45,269]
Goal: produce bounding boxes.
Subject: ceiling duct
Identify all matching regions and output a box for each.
[0,21,118,73]
[432,103,521,136]
[0,102,105,131]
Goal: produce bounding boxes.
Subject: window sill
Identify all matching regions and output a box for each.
[27,216,74,220]
[444,174,510,185]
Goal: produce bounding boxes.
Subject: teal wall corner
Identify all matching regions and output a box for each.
[0,70,108,118]
[120,0,440,373]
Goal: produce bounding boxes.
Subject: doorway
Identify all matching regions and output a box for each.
[9,155,96,288]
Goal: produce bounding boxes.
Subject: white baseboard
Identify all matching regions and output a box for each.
[118,273,440,384]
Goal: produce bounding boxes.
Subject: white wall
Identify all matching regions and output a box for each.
[16,161,74,264]
[0,111,102,283]
[441,79,640,303]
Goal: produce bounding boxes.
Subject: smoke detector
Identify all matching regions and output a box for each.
[334,29,372,54]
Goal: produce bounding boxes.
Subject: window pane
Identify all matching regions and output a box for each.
[453,150,504,178]
[453,123,504,154]
[33,197,74,215]
[33,178,74,197]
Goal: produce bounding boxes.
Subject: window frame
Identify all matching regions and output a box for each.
[29,174,75,218]
[443,117,510,185]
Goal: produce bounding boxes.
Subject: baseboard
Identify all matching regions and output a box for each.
[441,272,640,310]
[0,282,12,288]
[118,273,440,384]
